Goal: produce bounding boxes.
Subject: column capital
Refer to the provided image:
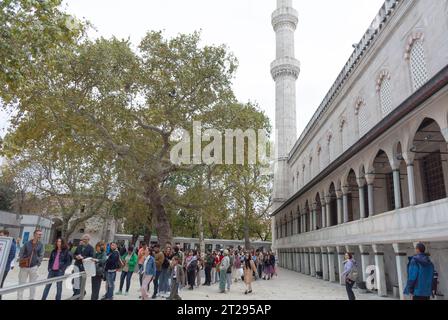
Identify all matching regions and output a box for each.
[341,186,350,195]
[326,246,335,253]
[441,127,448,142]
[358,245,370,255]
[314,247,321,253]
[345,245,355,254]
[320,197,327,206]
[336,190,343,199]
[365,173,375,185]
[393,243,410,254]
[402,151,415,165]
[336,245,346,254]
[308,248,315,254]
[320,247,327,253]
[357,178,366,188]
[372,244,385,254]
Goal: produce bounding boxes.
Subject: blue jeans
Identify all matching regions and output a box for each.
[153,270,162,296]
[42,270,64,300]
[106,271,116,300]
[159,268,170,293]
[119,271,133,293]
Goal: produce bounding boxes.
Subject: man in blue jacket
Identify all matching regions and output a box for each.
[0,230,17,300]
[404,243,435,300]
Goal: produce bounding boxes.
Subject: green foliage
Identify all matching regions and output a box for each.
[0,1,272,244]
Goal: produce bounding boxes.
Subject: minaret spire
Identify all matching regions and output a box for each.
[271,0,300,212]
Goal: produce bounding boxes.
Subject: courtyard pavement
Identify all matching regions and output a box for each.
[1,260,396,300]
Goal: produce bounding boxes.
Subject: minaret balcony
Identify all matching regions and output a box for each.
[271,57,301,80]
[272,7,298,31]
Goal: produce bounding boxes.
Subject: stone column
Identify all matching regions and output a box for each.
[336,246,345,285]
[312,206,317,231]
[309,209,313,232]
[304,249,310,275]
[309,248,316,277]
[393,243,409,300]
[295,248,301,273]
[327,247,336,282]
[393,170,402,209]
[325,196,331,227]
[321,247,329,281]
[407,164,416,206]
[288,250,292,270]
[291,249,296,271]
[365,173,375,216]
[372,244,388,297]
[314,247,321,277]
[342,186,349,223]
[336,190,343,225]
[357,178,366,219]
[301,249,306,274]
[321,198,327,228]
[358,245,370,283]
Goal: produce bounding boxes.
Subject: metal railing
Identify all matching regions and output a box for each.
[0,271,87,300]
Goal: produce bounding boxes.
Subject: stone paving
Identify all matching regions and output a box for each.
[2,260,396,300]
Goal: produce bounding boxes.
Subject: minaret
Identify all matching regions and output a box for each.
[271,0,300,213]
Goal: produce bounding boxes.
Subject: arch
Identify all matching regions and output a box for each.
[345,169,361,222]
[328,182,338,227]
[410,118,448,205]
[315,193,322,230]
[371,149,396,215]
[404,32,424,60]
[409,116,446,146]
[304,200,310,233]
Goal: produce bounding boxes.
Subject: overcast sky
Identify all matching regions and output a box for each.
[0,0,385,140]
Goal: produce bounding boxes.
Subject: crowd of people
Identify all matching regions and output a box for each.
[1,229,438,301]
[0,229,279,300]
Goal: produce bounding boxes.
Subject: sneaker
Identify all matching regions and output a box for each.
[124,292,129,296]
[151,295,157,299]
[115,291,122,295]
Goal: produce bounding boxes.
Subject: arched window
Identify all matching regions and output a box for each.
[377,71,393,117]
[327,132,335,163]
[406,35,428,91]
[340,118,350,152]
[355,98,370,137]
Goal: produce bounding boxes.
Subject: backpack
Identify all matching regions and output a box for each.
[347,262,359,282]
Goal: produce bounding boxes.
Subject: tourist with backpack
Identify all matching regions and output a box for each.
[404,242,436,300]
[342,252,358,300]
[185,250,198,290]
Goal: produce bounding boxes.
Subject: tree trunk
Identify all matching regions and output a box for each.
[143,230,152,245]
[131,234,140,247]
[199,211,205,255]
[62,220,71,243]
[145,182,173,247]
[244,196,251,250]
